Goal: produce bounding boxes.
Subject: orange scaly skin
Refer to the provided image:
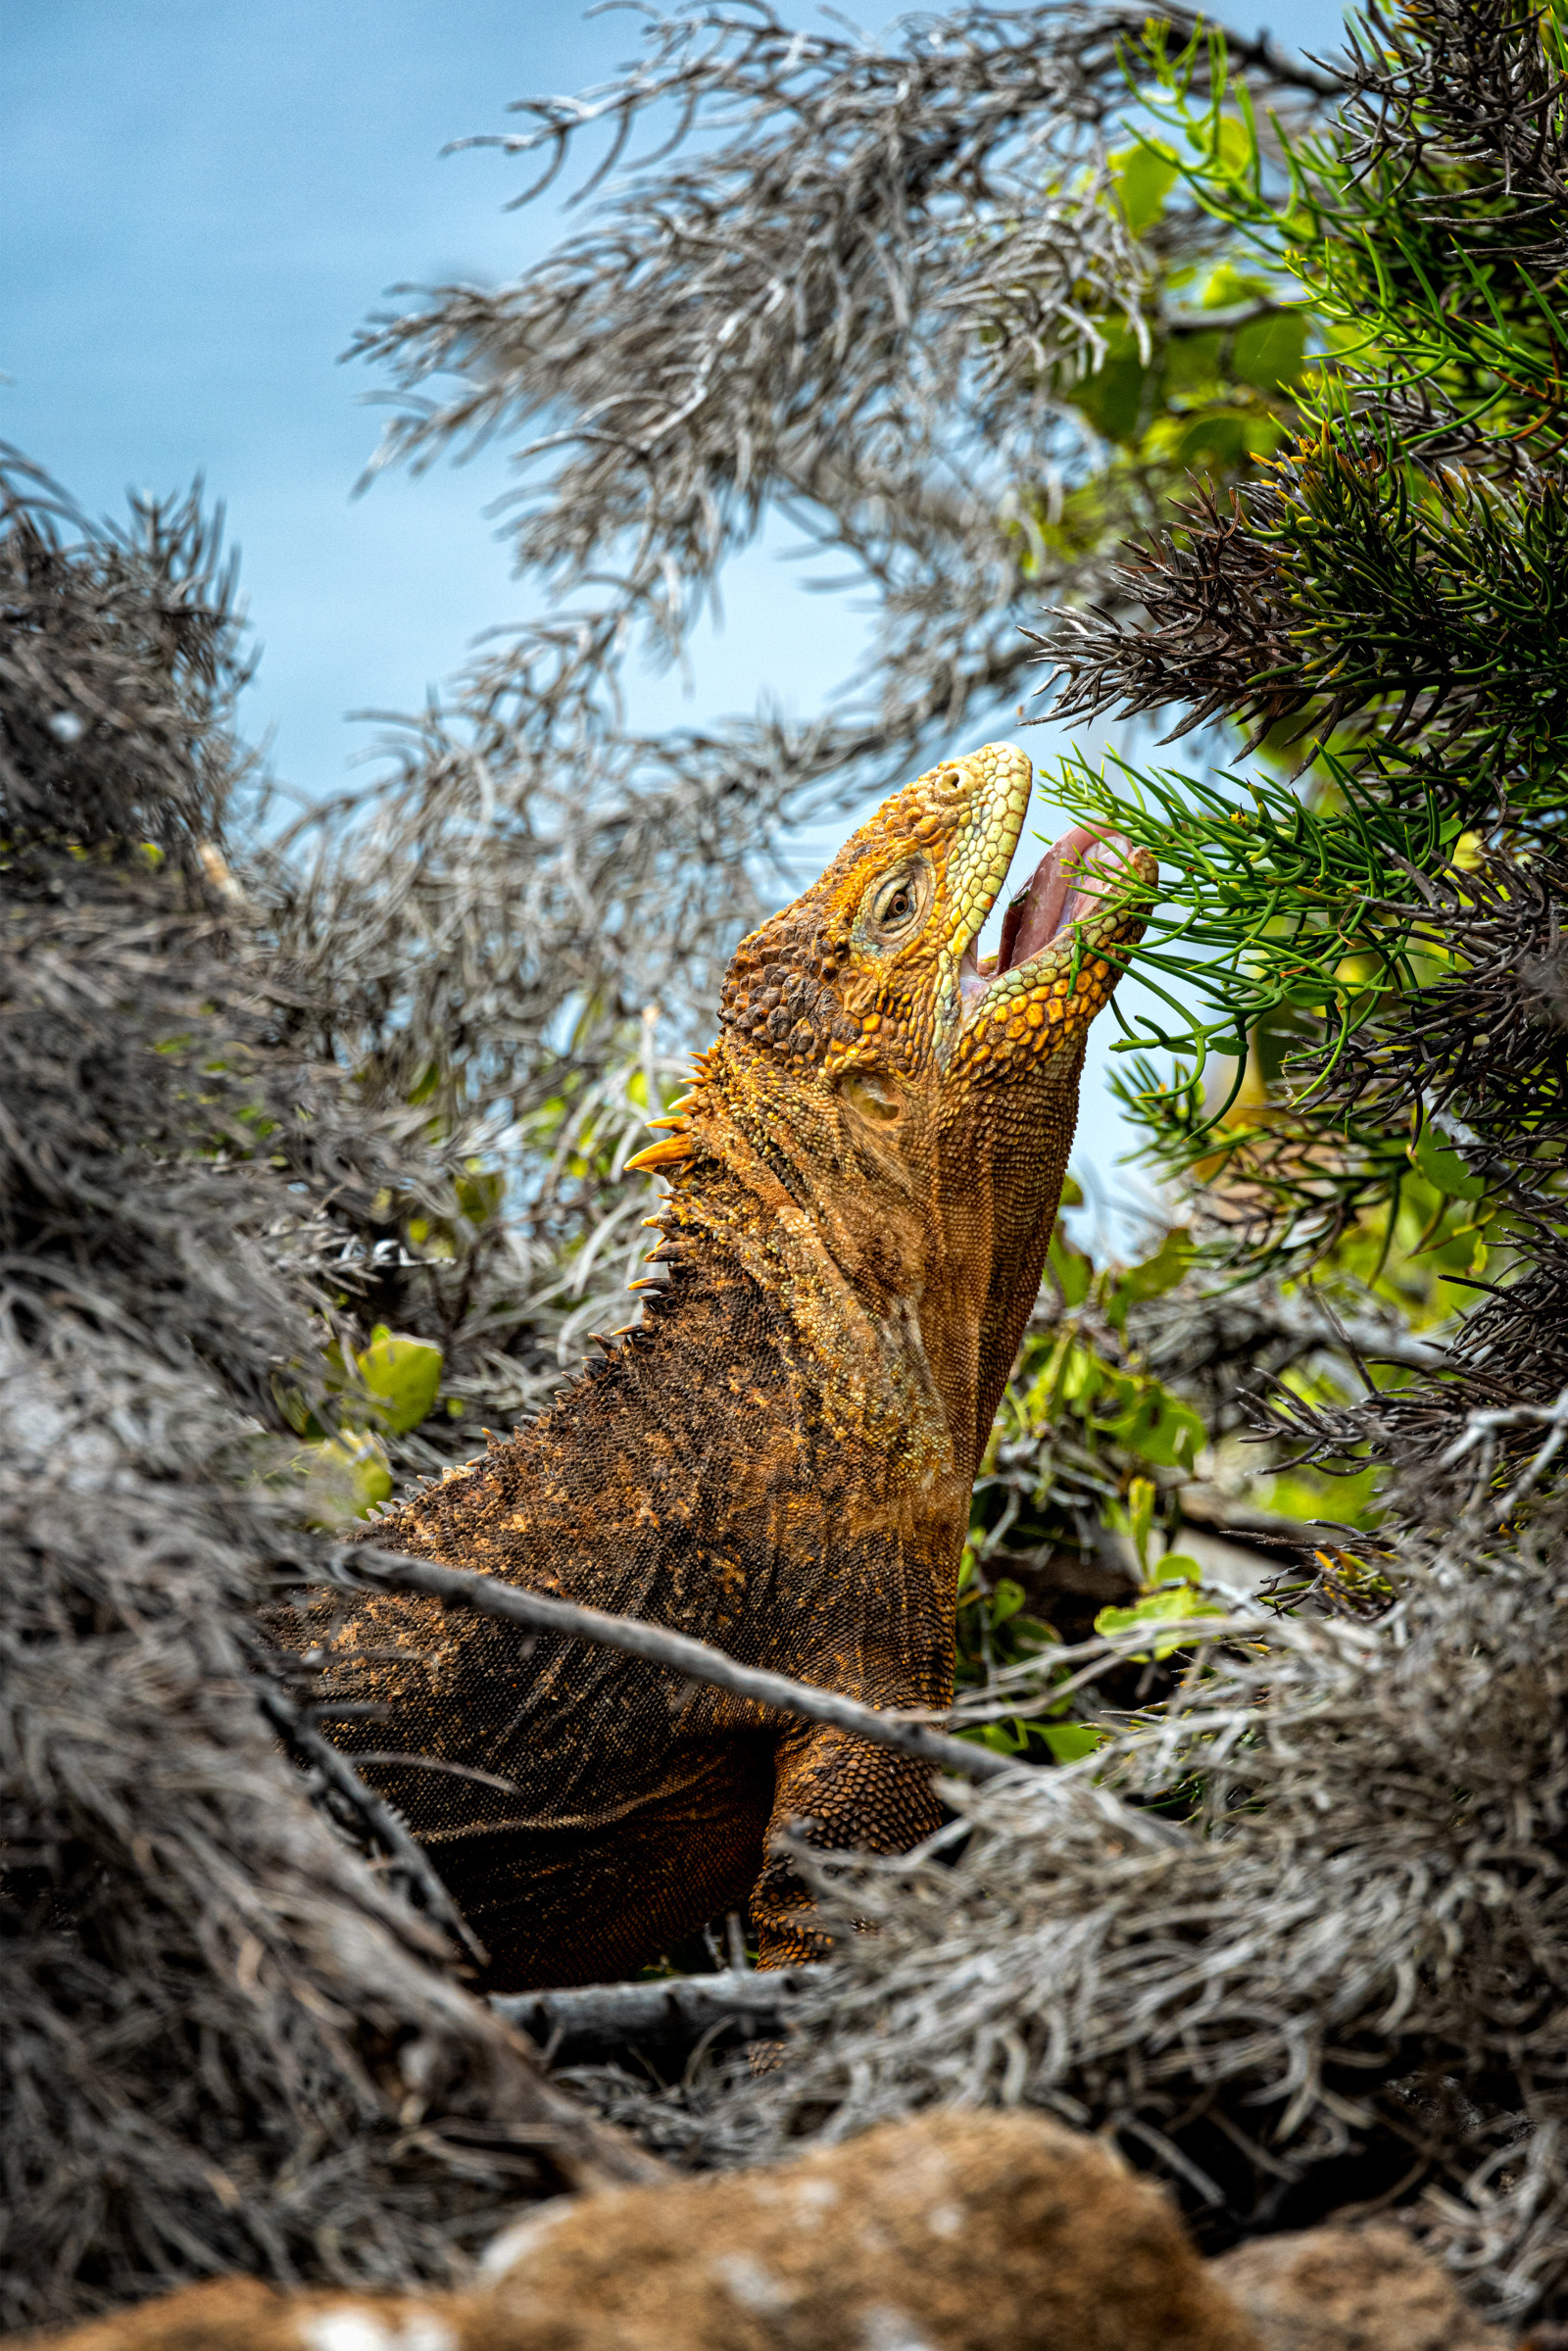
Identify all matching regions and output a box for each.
[274,745,1153,1987]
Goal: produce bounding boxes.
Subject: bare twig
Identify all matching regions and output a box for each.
[1258,1294,1452,1372]
[316,1542,1222,1817]
[1435,1381,1568,1527]
[1437,1386,1568,1470]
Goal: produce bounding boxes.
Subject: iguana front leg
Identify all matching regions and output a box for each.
[750,1721,945,1967]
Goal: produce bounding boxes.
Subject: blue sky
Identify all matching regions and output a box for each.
[3,0,1347,1187]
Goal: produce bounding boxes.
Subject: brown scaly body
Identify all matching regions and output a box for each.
[271,745,1152,1987]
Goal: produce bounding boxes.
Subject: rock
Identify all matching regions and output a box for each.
[17,2278,459,2351]
[470,2107,1259,2351]
[1210,2225,1509,2351]
[25,2111,1259,2351]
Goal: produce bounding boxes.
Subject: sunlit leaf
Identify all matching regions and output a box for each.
[1408,1129,1486,1201]
[295,1432,394,1528]
[1110,140,1178,235]
[1152,1551,1204,1585]
[1041,1721,1104,1762]
[355,1327,444,1434]
[1049,1222,1093,1305]
[1094,1582,1226,1657]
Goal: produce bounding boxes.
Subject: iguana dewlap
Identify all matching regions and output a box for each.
[276,746,1152,1986]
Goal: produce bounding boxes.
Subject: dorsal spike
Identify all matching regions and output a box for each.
[626,1135,694,1174]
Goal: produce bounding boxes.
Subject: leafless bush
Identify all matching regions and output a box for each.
[325,0,1337,1098]
[0,447,245,860]
[0,457,643,2333]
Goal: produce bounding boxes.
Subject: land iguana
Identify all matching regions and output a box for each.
[271,744,1153,1987]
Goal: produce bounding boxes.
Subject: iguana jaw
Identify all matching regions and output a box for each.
[900,747,1148,1074]
[958,827,1142,1008]
[938,825,1146,1085]
[917,762,1153,1469]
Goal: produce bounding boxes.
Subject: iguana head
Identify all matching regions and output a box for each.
[632,744,1154,1470]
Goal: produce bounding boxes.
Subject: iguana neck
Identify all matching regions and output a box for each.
[646,1144,977,1500]
[637,1030,1075,1491]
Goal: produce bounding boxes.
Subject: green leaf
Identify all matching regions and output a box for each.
[1058,1340,1112,1409]
[1127,1474,1157,1573]
[1163,327,1225,394]
[1069,319,1153,444]
[964,1721,1029,1756]
[1124,1226,1196,1301]
[1094,1583,1226,1658]
[1212,112,1255,181]
[1232,309,1308,393]
[1201,261,1271,310]
[1408,1130,1487,1201]
[1110,141,1178,237]
[1168,407,1281,471]
[1152,1551,1204,1585]
[989,1577,1027,1626]
[272,1373,320,1440]
[1100,1380,1204,1469]
[297,1432,393,1528]
[1049,1223,1093,1306]
[354,1328,444,1434]
[455,1166,505,1225]
[1041,1722,1104,1762]
[1102,1227,1195,1330]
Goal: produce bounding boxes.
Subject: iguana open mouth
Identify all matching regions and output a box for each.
[959,824,1138,1005]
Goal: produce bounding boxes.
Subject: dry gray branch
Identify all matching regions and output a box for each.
[318,1541,1107,1783]
[0,454,654,2335]
[495,1966,824,2062]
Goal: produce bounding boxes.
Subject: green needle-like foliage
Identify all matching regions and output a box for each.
[1034,0,1568,1398]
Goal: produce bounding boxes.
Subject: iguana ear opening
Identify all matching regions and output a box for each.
[837,1068,903,1124]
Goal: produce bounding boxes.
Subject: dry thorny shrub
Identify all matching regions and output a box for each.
[0,451,649,2334]
[685,1523,1568,2334]
[566,1416,1568,2332]
[337,0,1335,976]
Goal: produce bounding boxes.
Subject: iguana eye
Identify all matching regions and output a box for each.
[865,860,930,939]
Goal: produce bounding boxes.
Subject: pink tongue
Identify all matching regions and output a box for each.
[996,826,1134,972]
